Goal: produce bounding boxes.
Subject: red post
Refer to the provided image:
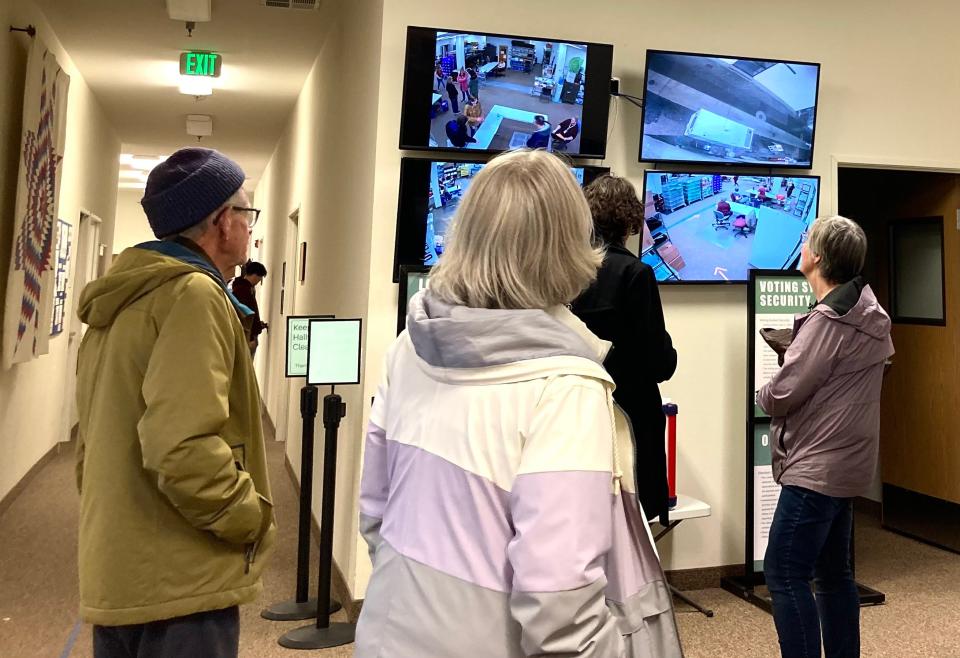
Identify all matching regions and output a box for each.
[663,402,678,508]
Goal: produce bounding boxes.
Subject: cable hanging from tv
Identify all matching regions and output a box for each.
[611,91,644,109]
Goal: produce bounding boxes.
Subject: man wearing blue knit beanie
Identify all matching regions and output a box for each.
[73,147,275,658]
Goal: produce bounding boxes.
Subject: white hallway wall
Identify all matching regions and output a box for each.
[112,188,154,254]
[253,0,384,598]
[257,0,960,599]
[0,0,120,503]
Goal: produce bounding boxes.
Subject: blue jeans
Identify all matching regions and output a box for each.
[764,485,860,658]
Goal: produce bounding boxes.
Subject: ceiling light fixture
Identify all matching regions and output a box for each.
[179,76,213,97]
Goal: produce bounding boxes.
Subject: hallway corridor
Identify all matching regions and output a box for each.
[0,435,354,658]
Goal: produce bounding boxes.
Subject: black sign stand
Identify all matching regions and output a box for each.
[279,387,357,649]
[261,385,342,621]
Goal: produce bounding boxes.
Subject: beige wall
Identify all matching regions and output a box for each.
[258,0,960,599]
[0,1,120,503]
[112,188,153,254]
[254,0,384,596]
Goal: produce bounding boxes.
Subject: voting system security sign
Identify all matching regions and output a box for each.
[286,315,333,378]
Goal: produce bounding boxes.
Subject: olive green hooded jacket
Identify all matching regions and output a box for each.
[75,240,276,626]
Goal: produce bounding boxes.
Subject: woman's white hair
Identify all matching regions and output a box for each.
[806,215,868,283]
[428,149,603,309]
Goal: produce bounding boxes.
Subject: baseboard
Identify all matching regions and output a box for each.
[261,401,277,442]
[0,434,67,518]
[284,455,363,622]
[664,563,743,591]
[882,483,960,555]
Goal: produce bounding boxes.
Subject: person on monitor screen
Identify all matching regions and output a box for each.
[467,67,479,101]
[571,174,678,523]
[355,150,683,658]
[786,180,796,198]
[716,199,732,216]
[434,63,444,91]
[551,116,580,150]
[445,75,459,114]
[230,261,268,357]
[74,148,275,658]
[758,215,893,658]
[457,67,469,102]
[525,115,552,149]
[464,98,484,136]
[445,114,476,148]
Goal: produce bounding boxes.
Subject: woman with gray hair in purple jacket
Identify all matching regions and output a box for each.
[758,215,894,658]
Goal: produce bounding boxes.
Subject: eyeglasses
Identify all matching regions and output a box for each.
[231,206,261,229]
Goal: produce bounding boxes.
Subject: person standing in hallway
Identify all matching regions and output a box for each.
[230,260,268,357]
[355,150,683,658]
[570,174,678,522]
[467,67,479,101]
[75,147,276,658]
[758,215,893,658]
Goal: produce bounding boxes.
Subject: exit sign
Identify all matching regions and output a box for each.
[179,51,222,78]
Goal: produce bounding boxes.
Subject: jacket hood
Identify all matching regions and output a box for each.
[405,289,613,385]
[78,241,251,329]
[799,281,894,373]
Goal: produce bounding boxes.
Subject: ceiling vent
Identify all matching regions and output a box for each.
[262,0,321,10]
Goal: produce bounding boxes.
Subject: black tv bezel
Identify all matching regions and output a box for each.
[392,156,610,282]
[397,264,432,335]
[640,169,822,285]
[638,49,822,170]
[399,26,614,159]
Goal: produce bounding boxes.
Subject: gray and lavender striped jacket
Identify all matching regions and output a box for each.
[355,290,683,657]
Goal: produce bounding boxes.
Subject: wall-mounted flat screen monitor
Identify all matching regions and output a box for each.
[639,50,821,168]
[640,171,820,283]
[399,26,614,158]
[393,158,609,281]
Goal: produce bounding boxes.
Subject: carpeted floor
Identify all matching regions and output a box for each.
[2,435,959,657]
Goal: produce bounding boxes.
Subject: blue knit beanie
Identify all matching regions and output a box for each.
[141,148,246,238]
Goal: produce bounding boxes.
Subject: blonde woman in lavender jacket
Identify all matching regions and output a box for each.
[355,149,683,657]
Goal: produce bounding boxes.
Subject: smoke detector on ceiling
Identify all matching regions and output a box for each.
[166,0,211,22]
[262,0,321,10]
[186,114,213,140]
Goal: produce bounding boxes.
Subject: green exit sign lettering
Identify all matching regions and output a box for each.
[179,52,222,78]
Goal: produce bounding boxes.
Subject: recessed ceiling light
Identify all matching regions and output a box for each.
[179,76,213,96]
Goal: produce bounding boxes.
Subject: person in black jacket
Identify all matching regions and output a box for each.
[230,260,268,356]
[571,174,678,521]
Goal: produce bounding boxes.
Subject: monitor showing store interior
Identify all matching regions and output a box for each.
[641,171,820,283]
[639,50,821,168]
[393,158,609,280]
[399,27,614,158]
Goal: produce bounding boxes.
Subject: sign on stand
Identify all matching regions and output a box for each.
[286,315,333,378]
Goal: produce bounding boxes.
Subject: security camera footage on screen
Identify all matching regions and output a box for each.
[423,162,588,266]
[430,31,587,153]
[642,172,819,283]
[641,51,820,167]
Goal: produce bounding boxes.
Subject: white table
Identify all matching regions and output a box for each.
[468,104,548,150]
[478,62,498,74]
[432,92,441,105]
[654,494,715,617]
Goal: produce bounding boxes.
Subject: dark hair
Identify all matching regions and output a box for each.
[534,115,546,126]
[243,261,267,277]
[582,174,643,246]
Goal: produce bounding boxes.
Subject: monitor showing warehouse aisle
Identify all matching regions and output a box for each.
[639,50,821,168]
[641,171,820,283]
[392,158,609,280]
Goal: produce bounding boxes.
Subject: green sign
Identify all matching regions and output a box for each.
[179,51,222,78]
[286,315,332,378]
